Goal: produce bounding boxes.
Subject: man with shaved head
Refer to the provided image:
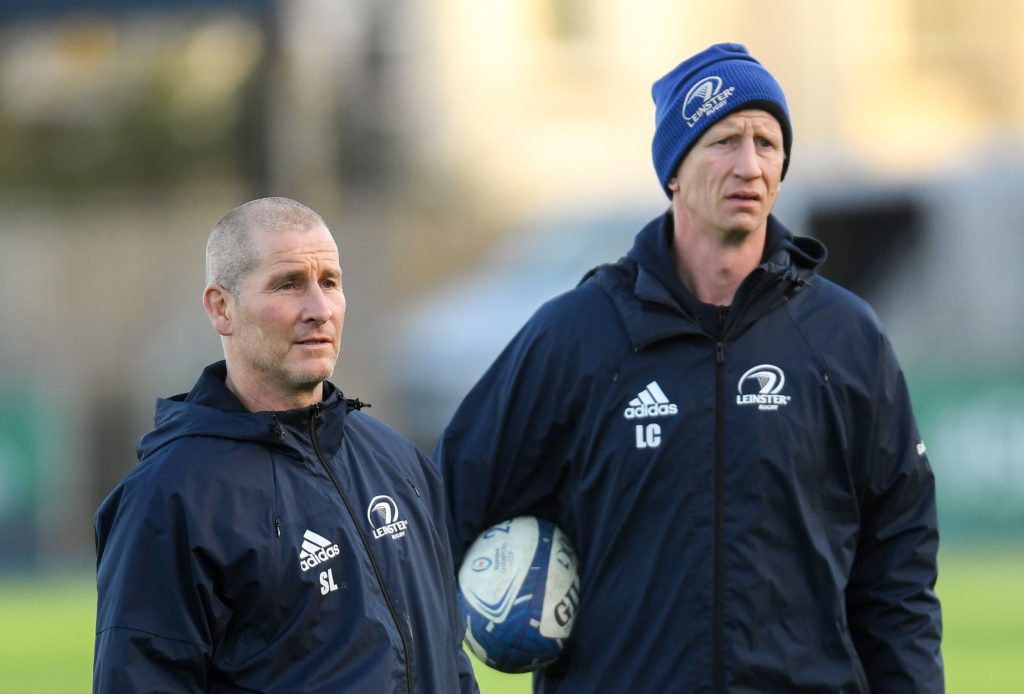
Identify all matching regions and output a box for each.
[94,198,478,693]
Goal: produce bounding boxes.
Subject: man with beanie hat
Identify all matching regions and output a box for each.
[438,43,943,692]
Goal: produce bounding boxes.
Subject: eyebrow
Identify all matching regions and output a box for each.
[706,121,780,142]
[265,265,341,284]
[706,122,743,138]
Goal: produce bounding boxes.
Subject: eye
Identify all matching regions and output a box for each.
[321,279,339,289]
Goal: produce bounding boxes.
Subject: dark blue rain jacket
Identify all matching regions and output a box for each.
[95,361,478,693]
[437,212,943,692]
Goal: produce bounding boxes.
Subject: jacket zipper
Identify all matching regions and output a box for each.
[709,290,765,692]
[308,405,415,694]
[683,275,795,691]
[713,306,727,694]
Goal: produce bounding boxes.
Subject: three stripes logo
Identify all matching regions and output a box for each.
[299,529,340,572]
[623,381,678,420]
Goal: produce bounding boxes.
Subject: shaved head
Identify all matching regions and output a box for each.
[206,197,330,296]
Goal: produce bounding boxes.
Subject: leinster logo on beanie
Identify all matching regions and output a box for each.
[651,43,792,197]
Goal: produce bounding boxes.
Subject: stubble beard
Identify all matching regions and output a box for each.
[237,326,338,400]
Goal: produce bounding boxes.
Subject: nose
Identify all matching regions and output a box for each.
[732,137,762,179]
[302,284,334,323]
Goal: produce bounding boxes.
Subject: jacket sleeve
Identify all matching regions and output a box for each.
[415,448,482,694]
[435,297,590,568]
[94,473,225,693]
[846,335,944,691]
[94,629,208,693]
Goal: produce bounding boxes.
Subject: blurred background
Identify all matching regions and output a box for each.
[0,0,1022,690]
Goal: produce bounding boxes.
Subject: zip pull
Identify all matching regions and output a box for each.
[783,273,810,300]
[717,305,728,332]
[346,397,371,411]
[715,342,725,365]
[274,517,282,538]
[309,403,321,432]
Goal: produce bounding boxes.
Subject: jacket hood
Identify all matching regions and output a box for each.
[764,217,827,277]
[590,211,826,349]
[136,361,355,461]
[627,211,825,288]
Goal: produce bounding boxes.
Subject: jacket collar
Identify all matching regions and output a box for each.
[137,361,355,461]
[592,211,825,350]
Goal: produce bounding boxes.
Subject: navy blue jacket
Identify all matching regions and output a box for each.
[95,362,478,694]
[437,213,943,692]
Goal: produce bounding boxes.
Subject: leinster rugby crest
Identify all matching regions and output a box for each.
[736,364,791,411]
[367,495,408,541]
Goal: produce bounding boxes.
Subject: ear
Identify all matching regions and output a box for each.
[667,177,680,193]
[203,283,235,336]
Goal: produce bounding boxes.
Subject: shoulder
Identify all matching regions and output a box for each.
[343,410,444,492]
[798,276,885,334]
[345,411,431,468]
[792,276,898,369]
[104,435,271,519]
[119,439,205,494]
[481,282,626,392]
[532,279,619,329]
[95,447,195,544]
[346,411,416,450]
[509,277,626,358]
[140,433,267,482]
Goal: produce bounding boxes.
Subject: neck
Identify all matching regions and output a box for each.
[224,368,324,412]
[672,219,766,306]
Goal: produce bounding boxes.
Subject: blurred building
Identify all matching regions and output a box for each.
[412,0,1024,220]
[0,0,1022,566]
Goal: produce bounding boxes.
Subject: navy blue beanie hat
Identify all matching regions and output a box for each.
[651,43,792,197]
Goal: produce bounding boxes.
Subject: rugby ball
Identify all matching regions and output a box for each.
[457,516,580,673]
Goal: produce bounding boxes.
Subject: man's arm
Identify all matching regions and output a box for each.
[94,628,208,693]
[435,297,588,568]
[94,479,216,693]
[846,337,944,691]
[415,449,481,694]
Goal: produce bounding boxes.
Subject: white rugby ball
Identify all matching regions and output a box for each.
[457,516,580,673]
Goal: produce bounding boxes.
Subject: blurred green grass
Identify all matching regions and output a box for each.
[1,544,1020,693]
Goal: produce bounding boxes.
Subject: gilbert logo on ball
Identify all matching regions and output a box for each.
[457,516,580,673]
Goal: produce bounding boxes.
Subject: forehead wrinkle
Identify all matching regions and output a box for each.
[263,247,339,263]
[258,236,339,266]
[264,256,340,284]
[711,110,781,135]
[263,253,341,277]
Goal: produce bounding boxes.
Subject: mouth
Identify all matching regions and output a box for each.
[726,191,761,204]
[295,337,334,347]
